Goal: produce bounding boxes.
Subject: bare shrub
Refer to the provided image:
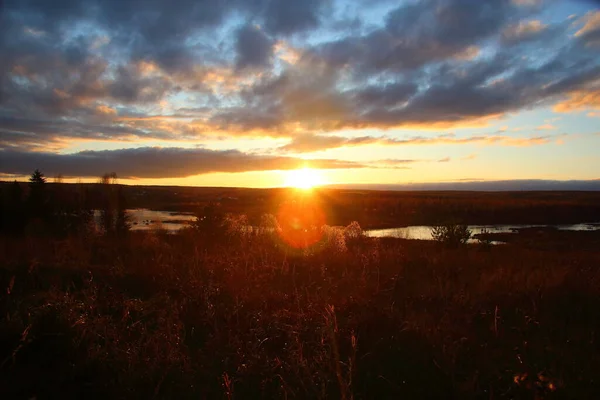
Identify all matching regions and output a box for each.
[259,213,281,234]
[344,221,365,247]
[321,225,347,253]
[431,223,472,247]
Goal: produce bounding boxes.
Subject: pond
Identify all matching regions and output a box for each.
[101,210,600,241]
[94,209,197,231]
[365,223,600,243]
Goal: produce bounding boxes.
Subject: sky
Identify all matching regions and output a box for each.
[1,0,599,187]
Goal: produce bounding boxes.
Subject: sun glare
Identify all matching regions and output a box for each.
[285,168,324,189]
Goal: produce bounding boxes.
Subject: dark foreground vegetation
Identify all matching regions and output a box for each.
[2,172,600,398]
[2,226,600,398]
[0,230,600,399]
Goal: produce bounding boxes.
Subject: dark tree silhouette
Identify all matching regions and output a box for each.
[28,169,49,227]
[29,169,47,185]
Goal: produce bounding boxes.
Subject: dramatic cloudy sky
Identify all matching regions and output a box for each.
[1,0,599,186]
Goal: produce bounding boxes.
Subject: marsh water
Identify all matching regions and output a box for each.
[110,209,600,241]
[94,209,197,231]
[365,223,600,242]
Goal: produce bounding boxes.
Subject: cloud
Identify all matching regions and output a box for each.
[279,134,376,153]
[511,0,542,6]
[438,157,452,162]
[501,20,547,44]
[536,123,557,130]
[209,59,350,134]
[95,105,118,116]
[235,25,274,70]
[461,153,478,160]
[107,64,174,104]
[0,131,69,152]
[0,116,172,151]
[264,0,329,35]
[278,132,558,153]
[0,0,599,173]
[274,41,302,65]
[370,159,421,166]
[351,82,419,110]
[211,39,600,134]
[0,147,368,179]
[314,0,518,74]
[553,88,600,112]
[575,10,600,44]
[364,159,417,170]
[454,46,481,61]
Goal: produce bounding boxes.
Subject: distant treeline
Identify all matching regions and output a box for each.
[0,170,129,236]
[323,191,600,227]
[59,184,600,228]
[3,179,600,232]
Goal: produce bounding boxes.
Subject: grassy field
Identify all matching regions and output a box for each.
[1,223,600,399]
[4,182,600,228]
[118,186,600,228]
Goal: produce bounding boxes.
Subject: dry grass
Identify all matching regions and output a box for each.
[1,230,600,399]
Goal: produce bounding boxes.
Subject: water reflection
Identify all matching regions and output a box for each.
[365,223,600,242]
[99,210,600,240]
[94,209,197,231]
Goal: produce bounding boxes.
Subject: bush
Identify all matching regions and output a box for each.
[344,221,363,240]
[344,221,365,247]
[223,213,250,241]
[259,213,280,234]
[321,225,347,253]
[431,223,472,246]
[193,203,226,234]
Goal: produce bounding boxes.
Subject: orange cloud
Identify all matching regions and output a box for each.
[95,104,117,116]
[462,153,478,161]
[1,147,372,179]
[53,88,71,100]
[0,132,71,152]
[279,132,558,153]
[136,60,161,76]
[274,41,302,64]
[502,19,547,42]
[553,89,600,112]
[575,10,600,38]
[494,136,555,146]
[454,46,480,61]
[536,123,556,130]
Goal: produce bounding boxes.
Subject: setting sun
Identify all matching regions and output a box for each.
[284,168,325,189]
